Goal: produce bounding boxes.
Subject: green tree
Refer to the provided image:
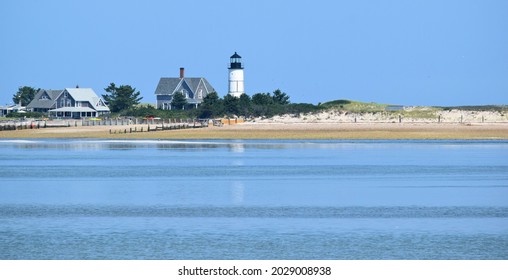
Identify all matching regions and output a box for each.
[13,86,37,106]
[223,94,240,116]
[251,92,273,105]
[251,92,272,117]
[238,93,252,117]
[203,91,220,104]
[198,91,223,118]
[272,89,290,105]
[102,83,142,113]
[170,92,188,110]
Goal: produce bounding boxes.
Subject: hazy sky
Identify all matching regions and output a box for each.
[1,0,507,106]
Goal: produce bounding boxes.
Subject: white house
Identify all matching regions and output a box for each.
[0,104,26,117]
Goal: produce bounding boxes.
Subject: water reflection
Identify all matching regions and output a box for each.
[231,181,245,205]
[2,139,292,151]
[3,139,508,152]
[230,143,245,153]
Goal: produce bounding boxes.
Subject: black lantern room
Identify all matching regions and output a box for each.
[229,52,243,69]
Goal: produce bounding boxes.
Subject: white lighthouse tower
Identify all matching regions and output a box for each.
[228,52,244,97]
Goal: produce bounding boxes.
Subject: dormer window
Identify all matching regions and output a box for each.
[39,93,49,100]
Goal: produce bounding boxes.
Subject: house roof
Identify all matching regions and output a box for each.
[63,88,110,111]
[154,77,216,96]
[27,88,110,112]
[27,89,62,109]
[0,104,26,110]
[49,107,97,113]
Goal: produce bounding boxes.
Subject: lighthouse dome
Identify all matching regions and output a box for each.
[230,52,242,59]
[229,52,243,69]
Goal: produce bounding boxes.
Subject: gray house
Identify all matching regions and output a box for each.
[27,89,63,113]
[27,88,110,118]
[155,68,216,110]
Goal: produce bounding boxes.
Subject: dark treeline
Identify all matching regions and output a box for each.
[120,89,320,119]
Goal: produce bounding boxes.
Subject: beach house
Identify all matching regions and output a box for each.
[27,88,110,118]
[0,104,26,117]
[154,68,216,110]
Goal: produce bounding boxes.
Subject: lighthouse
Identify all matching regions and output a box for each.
[228,52,244,97]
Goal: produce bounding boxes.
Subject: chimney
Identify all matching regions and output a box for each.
[179,67,185,79]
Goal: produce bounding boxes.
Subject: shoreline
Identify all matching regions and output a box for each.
[1,121,508,140]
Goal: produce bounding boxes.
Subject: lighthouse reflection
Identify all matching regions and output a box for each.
[229,142,245,153]
[231,181,245,205]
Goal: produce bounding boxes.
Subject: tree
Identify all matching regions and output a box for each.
[102,83,142,113]
[170,92,188,110]
[198,92,223,118]
[223,94,240,116]
[272,89,290,105]
[13,86,37,106]
[252,92,273,105]
[238,93,252,117]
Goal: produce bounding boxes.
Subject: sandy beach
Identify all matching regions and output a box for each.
[1,121,508,140]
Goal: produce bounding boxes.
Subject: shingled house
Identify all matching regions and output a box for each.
[155,68,216,110]
[27,88,110,118]
[26,89,63,113]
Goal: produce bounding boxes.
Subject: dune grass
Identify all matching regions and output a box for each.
[320,100,388,113]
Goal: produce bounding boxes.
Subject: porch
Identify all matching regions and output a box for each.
[49,107,97,119]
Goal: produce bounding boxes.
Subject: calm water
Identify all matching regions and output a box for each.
[0,139,507,259]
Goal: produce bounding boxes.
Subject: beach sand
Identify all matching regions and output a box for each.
[1,121,508,139]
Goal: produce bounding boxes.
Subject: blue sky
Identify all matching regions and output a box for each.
[1,0,507,106]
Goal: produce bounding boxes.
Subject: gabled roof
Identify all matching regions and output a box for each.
[155,77,216,96]
[27,89,63,109]
[155,78,182,95]
[63,88,110,111]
